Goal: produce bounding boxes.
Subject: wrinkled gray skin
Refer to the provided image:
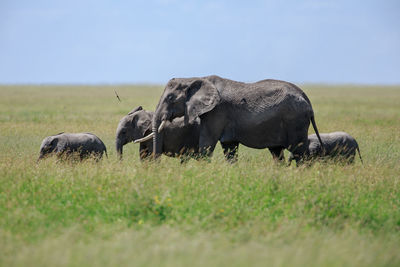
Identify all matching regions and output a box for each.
[115,106,201,161]
[38,133,107,161]
[152,75,323,165]
[288,132,363,165]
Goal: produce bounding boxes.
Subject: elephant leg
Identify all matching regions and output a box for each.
[269,146,285,162]
[287,127,309,167]
[198,126,219,159]
[198,113,225,159]
[199,134,217,158]
[221,142,239,163]
[345,151,356,164]
[139,143,151,160]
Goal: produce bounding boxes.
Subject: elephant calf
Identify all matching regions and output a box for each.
[116,106,200,161]
[38,132,107,161]
[288,131,363,165]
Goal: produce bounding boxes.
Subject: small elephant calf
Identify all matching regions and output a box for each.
[38,132,107,161]
[288,131,363,165]
[116,106,200,161]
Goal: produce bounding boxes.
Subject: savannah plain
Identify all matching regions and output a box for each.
[0,84,399,266]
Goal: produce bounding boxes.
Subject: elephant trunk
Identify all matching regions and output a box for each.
[116,140,123,160]
[152,115,163,159]
[36,153,44,163]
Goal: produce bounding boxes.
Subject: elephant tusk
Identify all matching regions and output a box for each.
[133,132,154,143]
[158,120,166,132]
[133,120,166,143]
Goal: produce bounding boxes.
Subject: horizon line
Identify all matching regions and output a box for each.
[1,82,400,87]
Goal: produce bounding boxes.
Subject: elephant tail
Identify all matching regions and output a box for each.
[356,146,363,164]
[310,115,324,152]
[301,91,324,152]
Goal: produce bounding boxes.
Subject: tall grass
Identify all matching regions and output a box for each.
[0,84,399,266]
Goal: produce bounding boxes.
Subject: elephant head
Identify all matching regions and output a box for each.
[38,134,61,161]
[152,77,220,157]
[115,106,153,160]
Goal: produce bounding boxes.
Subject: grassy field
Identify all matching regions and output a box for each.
[0,84,399,266]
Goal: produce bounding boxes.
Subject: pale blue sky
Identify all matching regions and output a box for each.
[0,0,399,84]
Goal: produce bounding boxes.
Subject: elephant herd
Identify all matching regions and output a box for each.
[38,75,363,165]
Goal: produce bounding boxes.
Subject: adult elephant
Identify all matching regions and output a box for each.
[149,75,323,165]
[118,106,237,162]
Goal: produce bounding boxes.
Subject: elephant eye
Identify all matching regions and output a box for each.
[166,94,175,102]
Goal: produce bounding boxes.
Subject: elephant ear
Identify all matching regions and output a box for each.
[185,79,220,123]
[128,106,143,115]
[139,115,153,138]
[49,137,59,151]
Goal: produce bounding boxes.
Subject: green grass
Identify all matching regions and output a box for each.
[0,84,399,266]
